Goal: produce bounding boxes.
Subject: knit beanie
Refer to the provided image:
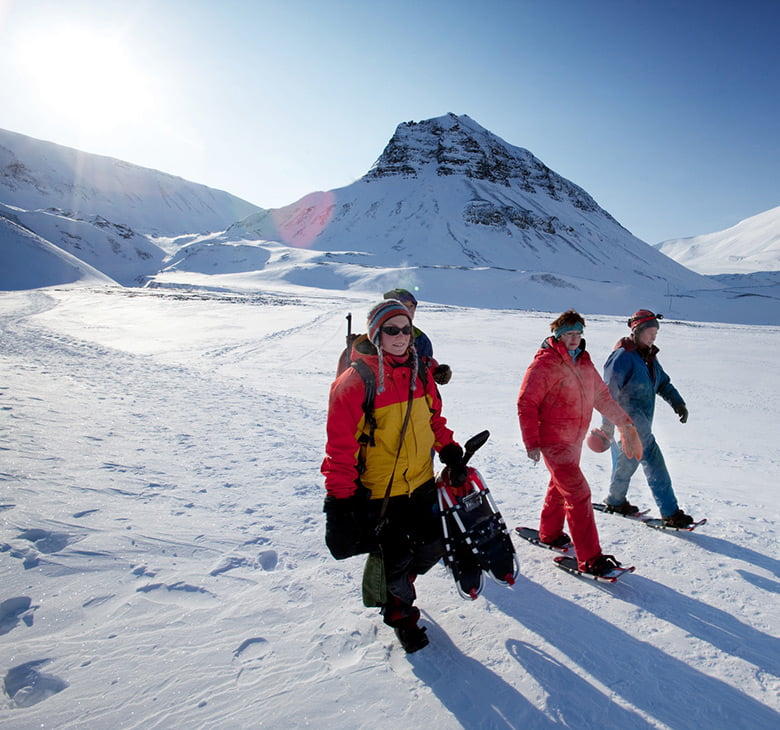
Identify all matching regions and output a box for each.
[367,300,411,346]
[366,300,415,393]
[628,309,663,334]
[383,288,417,307]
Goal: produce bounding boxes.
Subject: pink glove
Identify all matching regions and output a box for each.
[617,423,642,460]
[586,428,612,453]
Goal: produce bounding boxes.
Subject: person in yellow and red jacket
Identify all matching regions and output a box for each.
[321,299,464,653]
[517,310,643,577]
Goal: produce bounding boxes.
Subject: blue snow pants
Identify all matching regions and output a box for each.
[606,433,679,518]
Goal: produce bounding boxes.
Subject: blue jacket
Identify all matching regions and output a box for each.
[413,327,434,360]
[603,337,684,438]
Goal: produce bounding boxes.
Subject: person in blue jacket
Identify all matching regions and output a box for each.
[590,310,693,528]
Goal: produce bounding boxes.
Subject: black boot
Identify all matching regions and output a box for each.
[663,509,693,528]
[393,608,429,653]
[605,500,639,515]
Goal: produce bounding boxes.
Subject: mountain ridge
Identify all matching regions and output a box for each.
[2,116,779,324]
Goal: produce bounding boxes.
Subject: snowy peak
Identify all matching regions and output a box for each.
[224,112,704,303]
[366,113,605,216]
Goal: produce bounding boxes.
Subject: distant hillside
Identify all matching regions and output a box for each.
[0,127,264,286]
[0,214,116,290]
[656,206,780,275]
[0,127,262,237]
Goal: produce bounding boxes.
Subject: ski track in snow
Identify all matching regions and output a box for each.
[0,288,778,728]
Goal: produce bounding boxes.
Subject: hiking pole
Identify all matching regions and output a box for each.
[345,312,352,347]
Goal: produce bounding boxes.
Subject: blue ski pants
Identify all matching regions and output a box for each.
[606,433,679,518]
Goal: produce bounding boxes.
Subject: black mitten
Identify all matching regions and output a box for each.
[432,364,452,385]
[323,493,370,560]
[439,442,467,486]
[673,403,688,423]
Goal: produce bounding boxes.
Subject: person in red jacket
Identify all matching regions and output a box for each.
[321,299,464,652]
[517,310,642,576]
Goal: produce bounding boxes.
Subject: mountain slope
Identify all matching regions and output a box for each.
[656,205,780,275]
[0,127,262,237]
[0,202,165,286]
[0,214,117,290]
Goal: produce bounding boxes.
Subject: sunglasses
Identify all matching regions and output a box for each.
[381,324,412,336]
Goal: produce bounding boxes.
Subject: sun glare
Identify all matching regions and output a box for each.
[16,23,155,133]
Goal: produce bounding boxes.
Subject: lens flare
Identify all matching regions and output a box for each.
[270,190,335,248]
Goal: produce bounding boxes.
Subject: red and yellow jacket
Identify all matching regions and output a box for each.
[517,337,632,451]
[321,352,455,499]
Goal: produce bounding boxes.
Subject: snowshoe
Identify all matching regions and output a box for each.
[515,526,573,553]
[437,430,519,600]
[554,554,635,583]
[604,500,640,516]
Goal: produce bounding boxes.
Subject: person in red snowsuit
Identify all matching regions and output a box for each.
[517,310,642,576]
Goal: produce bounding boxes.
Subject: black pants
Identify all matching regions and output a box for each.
[368,479,444,625]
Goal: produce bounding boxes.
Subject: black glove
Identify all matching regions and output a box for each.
[439,442,467,487]
[674,403,688,423]
[323,492,373,560]
[432,364,452,385]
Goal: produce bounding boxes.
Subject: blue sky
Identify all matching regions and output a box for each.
[1,0,778,243]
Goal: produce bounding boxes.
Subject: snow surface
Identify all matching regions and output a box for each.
[1,283,778,728]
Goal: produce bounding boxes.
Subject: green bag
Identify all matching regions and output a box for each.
[361,552,387,607]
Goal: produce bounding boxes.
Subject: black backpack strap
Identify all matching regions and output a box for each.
[417,352,429,392]
[351,359,377,448]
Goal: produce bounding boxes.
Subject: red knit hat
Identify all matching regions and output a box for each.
[628,310,663,332]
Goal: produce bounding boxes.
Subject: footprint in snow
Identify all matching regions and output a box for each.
[0,597,35,636]
[316,625,379,670]
[233,637,270,662]
[135,581,215,605]
[257,550,278,571]
[5,544,40,569]
[17,529,73,554]
[209,555,252,576]
[3,659,69,708]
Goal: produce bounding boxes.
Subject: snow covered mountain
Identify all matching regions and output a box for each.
[655,205,780,275]
[2,118,779,323]
[0,128,262,286]
[215,114,710,298]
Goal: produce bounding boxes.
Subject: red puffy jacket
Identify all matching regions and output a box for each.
[518,337,631,450]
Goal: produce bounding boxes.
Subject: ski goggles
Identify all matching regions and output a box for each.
[381,324,412,336]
